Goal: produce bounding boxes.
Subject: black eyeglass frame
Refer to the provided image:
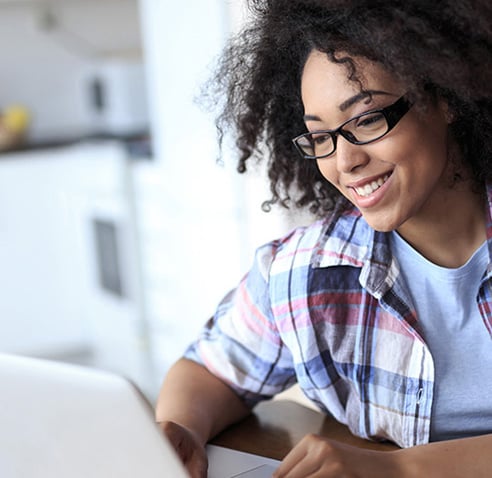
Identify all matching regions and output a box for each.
[292,95,412,160]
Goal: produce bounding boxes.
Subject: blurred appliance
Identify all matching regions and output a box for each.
[0,141,149,386]
[85,58,149,136]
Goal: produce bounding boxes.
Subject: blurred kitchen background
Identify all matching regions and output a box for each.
[0,0,311,402]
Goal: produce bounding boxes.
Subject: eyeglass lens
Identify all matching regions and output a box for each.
[297,110,389,158]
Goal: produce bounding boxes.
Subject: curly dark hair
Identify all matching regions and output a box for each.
[205,0,492,215]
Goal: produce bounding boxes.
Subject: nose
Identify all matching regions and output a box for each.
[334,136,370,173]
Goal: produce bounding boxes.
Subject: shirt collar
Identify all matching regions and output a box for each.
[312,205,395,297]
[313,182,492,295]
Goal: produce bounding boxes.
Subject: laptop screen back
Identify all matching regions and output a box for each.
[0,353,188,478]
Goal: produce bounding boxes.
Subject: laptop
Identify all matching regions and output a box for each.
[0,353,279,478]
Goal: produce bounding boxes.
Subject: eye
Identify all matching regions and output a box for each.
[355,112,385,129]
[312,132,332,145]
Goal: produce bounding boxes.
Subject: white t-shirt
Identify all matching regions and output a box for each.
[390,231,492,441]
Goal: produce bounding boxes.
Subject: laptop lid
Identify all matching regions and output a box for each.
[0,353,188,478]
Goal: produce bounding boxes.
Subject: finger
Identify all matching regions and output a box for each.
[274,457,322,478]
[160,422,187,458]
[273,441,310,476]
[185,453,208,478]
[274,434,339,477]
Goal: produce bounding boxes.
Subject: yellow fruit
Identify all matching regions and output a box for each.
[2,105,30,133]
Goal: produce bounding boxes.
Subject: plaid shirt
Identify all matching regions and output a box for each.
[185,186,492,448]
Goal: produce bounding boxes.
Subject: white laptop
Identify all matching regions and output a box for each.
[0,353,279,478]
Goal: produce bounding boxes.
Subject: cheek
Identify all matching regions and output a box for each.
[408,127,449,177]
[316,159,338,185]
[407,111,450,163]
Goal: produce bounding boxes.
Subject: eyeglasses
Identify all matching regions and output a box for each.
[292,95,412,160]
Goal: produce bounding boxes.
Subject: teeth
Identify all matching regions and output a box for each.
[355,175,389,197]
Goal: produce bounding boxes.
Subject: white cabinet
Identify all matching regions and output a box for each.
[0,140,154,394]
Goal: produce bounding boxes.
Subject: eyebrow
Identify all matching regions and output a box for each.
[303,90,391,122]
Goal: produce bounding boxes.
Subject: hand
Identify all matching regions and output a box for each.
[160,420,208,478]
[272,433,399,478]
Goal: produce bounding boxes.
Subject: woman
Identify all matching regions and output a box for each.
[157,1,492,476]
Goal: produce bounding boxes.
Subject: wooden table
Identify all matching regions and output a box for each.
[211,399,398,461]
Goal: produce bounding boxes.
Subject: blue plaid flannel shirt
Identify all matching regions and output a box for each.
[185,184,492,448]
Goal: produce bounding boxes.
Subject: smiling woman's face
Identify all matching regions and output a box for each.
[301,49,452,233]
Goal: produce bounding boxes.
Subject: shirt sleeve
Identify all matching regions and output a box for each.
[183,238,297,407]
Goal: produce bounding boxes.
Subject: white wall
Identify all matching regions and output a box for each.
[136,0,313,390]
[137,0,239,377]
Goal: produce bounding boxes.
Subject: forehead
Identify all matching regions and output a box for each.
[301,50,401,108]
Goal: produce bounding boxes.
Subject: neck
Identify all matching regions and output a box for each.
[397,182,487,268]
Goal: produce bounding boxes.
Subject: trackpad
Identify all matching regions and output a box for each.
[207,444,280,478]
[232,464,277,477]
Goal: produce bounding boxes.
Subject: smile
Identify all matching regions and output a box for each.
[354,174,390,197]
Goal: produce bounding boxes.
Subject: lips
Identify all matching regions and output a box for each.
[353,174,390,197]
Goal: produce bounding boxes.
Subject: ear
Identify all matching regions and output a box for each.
[438,99,454,124]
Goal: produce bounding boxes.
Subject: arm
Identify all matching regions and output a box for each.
[397,434,492,477]
[273,432,492,477]
[156,357,250,442]
[155,358,251,477]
